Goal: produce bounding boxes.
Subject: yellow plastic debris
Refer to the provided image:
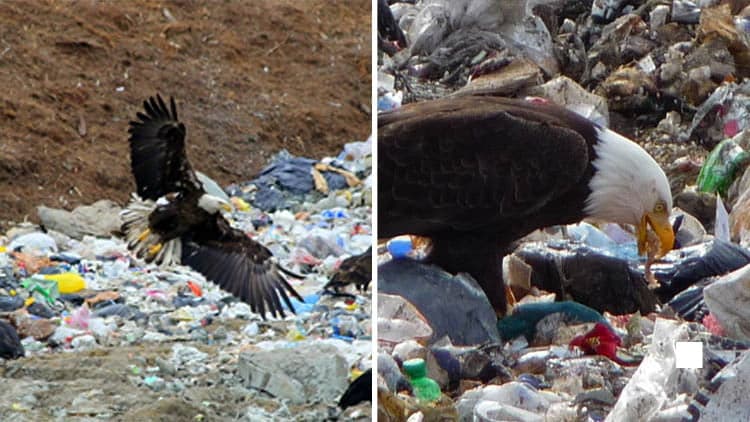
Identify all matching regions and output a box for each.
[24,297,35,307]
[43,272,86,294]
[286,328,306,341]
[230,196,251,212]
[0,246,6,253]
[11,403,28,412]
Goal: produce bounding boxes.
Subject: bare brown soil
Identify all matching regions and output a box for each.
[0,0,371,228]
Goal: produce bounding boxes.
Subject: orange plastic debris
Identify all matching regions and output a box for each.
[187,280,203,297]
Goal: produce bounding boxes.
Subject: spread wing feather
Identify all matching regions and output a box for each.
[378,96,594,237]
[128,94,200,199]
[181,222,303,319]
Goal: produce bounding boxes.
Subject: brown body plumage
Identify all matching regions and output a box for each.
[379,96,603,315]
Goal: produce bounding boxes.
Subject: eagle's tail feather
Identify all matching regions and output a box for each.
[121,194,182,266]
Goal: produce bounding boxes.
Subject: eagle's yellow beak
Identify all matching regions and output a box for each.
[637,210,674,258]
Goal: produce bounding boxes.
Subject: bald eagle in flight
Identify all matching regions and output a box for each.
[121,95,303,319]
[378,96,675,316]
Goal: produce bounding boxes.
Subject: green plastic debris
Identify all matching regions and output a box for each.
[403,358,441,403]
[697,139,750,197]
[21,276,59,305]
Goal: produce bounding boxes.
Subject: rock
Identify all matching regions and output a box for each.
[650,5,670,30]
[672,208,707,248]
[703,263,750,341]
[170,344,208,375]
[598,66,656,113]
[238,343,348,404]
[701,350,750,420]
[37,200,122,240]
[195,171,230,202]
[16,317,56,341]
[674,189,717,230]
[378,259,501,346]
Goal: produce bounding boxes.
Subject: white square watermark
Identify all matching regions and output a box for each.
[675,341,703,369]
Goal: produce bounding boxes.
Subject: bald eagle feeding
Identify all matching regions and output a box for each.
[121,95,303,319]
[378,96,674,316]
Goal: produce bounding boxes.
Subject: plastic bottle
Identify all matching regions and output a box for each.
[696,138,750,196]
[403,358,441,403]
[43,272,86,294]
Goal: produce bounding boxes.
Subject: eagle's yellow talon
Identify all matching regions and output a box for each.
[148,243,162,255]
[137,228,151,242]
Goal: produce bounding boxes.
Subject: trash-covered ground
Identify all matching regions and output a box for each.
[0,139,372,421]
[0,0,370,228]
[378,0,750,420]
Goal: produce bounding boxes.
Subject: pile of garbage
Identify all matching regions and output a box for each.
[0,139,372,420]
[379,0,750,420]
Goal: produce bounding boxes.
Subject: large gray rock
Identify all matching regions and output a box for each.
[238,343,348,405]
[37,200,122,240]
[378,259,501,346]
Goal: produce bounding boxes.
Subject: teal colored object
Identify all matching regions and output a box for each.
[697,139,750,197]
[497,301,609,342]
[403,358,441,402]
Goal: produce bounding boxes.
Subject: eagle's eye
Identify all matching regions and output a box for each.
[653,201,666,213]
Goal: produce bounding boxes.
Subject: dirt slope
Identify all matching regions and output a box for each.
[0,0,371,228]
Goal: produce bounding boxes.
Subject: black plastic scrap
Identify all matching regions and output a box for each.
[0,320,24,360]
[659,239,750,320]
[655,239,750,300]
[515,243,658,315]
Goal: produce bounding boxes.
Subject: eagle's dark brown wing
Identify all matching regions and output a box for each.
[181,216,303,319]
[128,94,201,200]
[378,96,595,238]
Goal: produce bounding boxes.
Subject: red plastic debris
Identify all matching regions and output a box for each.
[702,312,726,337]
[569,322,631,365]
[187,280,203,297]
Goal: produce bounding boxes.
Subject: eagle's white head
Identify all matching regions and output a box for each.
[198,194,233,214]
[584,127,674,257]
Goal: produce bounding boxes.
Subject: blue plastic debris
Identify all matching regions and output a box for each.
[285,293,320,314]
[387,237,413,259]
[321,209,348,220]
